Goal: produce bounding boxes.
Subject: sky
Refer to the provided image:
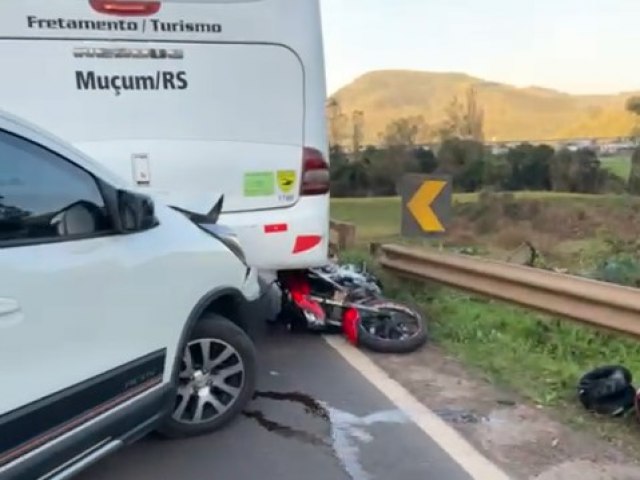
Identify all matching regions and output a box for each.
[320,0,640,95]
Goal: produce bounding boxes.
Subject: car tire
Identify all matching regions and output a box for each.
[158,314,257,438]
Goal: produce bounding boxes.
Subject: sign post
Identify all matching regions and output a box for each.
[400,174,452,238]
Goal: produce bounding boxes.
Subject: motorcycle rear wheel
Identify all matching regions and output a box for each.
[356,300,427,354]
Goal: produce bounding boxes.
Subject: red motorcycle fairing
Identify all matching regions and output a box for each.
[342,307,360,345]
[281,271,326,324]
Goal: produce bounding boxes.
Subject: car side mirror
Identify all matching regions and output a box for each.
[116,190,158,233]
[50,201,100,237]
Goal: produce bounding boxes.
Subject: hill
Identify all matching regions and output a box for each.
[330,70,639,144]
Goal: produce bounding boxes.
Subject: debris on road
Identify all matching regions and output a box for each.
[577,365,636,417]
[434,407,486,424]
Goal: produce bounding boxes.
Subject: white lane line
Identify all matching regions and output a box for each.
[323,336,512,480]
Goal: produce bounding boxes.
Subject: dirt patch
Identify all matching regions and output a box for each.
[366,344,640,480]
[533,461,640,480]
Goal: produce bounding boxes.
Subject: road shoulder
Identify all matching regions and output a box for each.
[357,340,640,480]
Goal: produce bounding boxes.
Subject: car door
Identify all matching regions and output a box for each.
[0,129,167,471]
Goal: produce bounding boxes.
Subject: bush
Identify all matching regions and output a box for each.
[505,143,553,191]
[329,134,615,197]
[412,147,438,174]
[550,148,607,194]
[329,145,443,197]
[628,147,640,195]
[436,138,486,192]
[593,255,640,287]
[483,155,511,189]
[550,148,573,191]
[600,170,627,194]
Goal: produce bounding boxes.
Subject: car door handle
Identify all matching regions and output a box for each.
[0,298,20,316]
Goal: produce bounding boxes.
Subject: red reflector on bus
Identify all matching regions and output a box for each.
[264,223,288,234]
[89,0,161,16]
[292,235,322,254]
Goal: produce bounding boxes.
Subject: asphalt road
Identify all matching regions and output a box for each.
[77,328,473,480]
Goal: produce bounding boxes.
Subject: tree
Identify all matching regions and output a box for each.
[439,96,464,140]
[437,138,486,192]
[629,148,640,195]
[439,87,485,142]
[368,154,401,196]
[329,144,372,197]
[412,147,438,174]
[569,148,602,193]
[462,87,485,142]
[326,98,348,147]
[550,149,572,192]
[625,96,640,193]
[483,155,511,190]
[369,117,426,194]
[550,148,604,193]
[505,144,553,190]
[626,96,640,116]
[329,144,349,172]
[382,116,424,148]
[350,110,365,161]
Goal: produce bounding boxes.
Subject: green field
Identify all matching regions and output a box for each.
[601,154,631,180]
[331,197,401,241]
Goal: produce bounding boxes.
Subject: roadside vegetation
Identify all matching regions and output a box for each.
[328,91,640,417]
[331,194,640,414]
[333,193,640,275]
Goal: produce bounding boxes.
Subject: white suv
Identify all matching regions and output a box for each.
[0,111,261,480]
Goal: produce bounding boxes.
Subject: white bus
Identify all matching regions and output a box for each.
[0,0,330,271]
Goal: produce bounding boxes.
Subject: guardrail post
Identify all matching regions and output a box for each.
[329,220,357,252]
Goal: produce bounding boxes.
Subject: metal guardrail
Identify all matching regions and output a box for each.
[379,244,640,338]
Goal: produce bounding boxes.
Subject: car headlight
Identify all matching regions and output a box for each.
[199,224,248,266]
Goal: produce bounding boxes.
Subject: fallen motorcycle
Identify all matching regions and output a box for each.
[277,262,428,354]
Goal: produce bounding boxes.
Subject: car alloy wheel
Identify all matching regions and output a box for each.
[173,338,245,424]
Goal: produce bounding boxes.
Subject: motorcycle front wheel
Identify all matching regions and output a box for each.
[356,300,428,354]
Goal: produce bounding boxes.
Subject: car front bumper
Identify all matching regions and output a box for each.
[237,269,281,340]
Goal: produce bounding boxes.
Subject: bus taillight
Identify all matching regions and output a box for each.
[301,147,330,196]
[89,0,161,16]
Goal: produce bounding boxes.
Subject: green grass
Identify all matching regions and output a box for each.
[601,154,631,180]
[425,290,640,406]
[331,197,401,241]
[424,290,640,456]
[454,191,611,203]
